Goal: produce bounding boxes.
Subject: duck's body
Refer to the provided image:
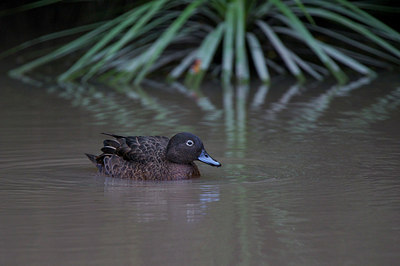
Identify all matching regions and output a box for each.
[86,132,221,181]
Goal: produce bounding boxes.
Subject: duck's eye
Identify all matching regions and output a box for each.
[186,140,194,147]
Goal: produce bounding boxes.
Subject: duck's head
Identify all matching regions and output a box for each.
[166,132,221,167]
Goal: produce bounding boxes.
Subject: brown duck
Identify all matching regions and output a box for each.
[86,132,221,180]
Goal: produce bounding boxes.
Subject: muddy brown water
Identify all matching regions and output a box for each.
[1,73,399,265]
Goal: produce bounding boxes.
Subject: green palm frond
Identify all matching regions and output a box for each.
[7,0,400,86]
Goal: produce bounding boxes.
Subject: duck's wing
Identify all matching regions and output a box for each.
[101,134,169,163]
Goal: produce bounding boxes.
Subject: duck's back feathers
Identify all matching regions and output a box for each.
[88,134,172,179]
[98,134,169,163]
[103,139,119,148]
[123,136,169,163]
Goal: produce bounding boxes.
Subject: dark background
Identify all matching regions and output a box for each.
[1,0,400,49]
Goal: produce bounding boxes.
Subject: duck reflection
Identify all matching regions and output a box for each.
[101,177,220,223]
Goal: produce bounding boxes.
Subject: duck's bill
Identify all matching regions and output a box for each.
[197,149,221,167]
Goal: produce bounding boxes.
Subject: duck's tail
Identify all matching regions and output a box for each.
[85,153,108,173]
[86,133,124,173]
[85,136,120,162]
[85,153,98,164]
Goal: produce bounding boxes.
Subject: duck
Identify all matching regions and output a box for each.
[85,132,221,180]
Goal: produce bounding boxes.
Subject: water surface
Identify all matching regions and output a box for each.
[1,72,400,265]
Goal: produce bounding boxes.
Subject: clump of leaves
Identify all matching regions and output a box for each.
[4,0,400,85]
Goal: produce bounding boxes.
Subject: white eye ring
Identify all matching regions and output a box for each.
[186,140,194,147]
